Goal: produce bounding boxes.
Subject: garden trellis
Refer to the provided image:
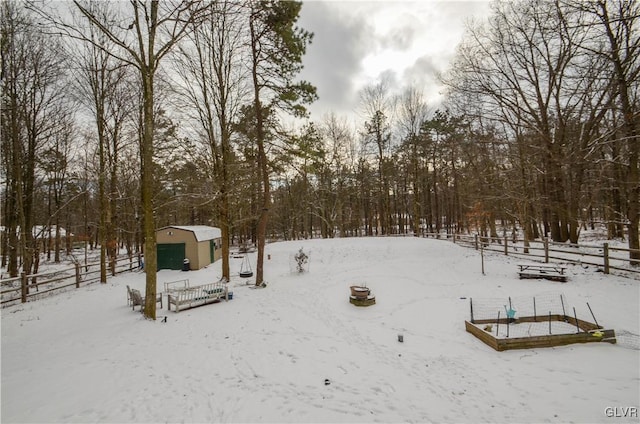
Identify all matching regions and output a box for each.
[466,292,617,351]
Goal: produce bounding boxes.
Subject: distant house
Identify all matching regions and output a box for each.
[156,225,222,271]
[33,225,72,239]
[0,226,73,249]
[0,225,73,239]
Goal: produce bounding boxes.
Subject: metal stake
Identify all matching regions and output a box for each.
[586,302,599,328]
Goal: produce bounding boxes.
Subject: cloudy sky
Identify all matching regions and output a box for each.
[297,1,492,124]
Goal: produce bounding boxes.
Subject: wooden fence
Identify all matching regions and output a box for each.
[0,254,140,307]
[419,232,640,278]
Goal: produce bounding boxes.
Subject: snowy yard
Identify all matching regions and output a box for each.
[2,237,639,423]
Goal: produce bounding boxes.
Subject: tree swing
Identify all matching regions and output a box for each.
[239,254,253,278]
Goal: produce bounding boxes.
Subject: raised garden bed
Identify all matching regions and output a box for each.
[466,314,616,351]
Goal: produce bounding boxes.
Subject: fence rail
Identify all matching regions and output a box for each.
[1,254,139,307]
[419,232,640,278]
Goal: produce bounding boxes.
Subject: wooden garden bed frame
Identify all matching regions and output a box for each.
[465,314,616,351]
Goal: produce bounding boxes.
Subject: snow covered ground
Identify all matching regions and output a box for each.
[2,236,639,423]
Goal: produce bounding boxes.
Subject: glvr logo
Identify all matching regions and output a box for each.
[604,406,638,418]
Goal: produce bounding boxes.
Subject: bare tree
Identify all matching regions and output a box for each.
[39,110,76,264]
[444,1,612,243]
[68,1,133,282]
[1,1,69,278]
[318,113,358,237]
[69,0,210,319]
[396,86,429,236]
[172,0,248,281]
[587,0,639,263]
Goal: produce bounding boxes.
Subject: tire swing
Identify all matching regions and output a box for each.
[239,254,253,278]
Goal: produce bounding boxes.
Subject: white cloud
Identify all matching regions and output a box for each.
[298,1,492,122]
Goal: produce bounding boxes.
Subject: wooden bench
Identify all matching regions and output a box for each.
[517,264,568,282]
[168,278,230,312]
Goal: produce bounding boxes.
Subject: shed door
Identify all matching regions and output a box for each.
[157,243,186,270]
[209,240,215,262]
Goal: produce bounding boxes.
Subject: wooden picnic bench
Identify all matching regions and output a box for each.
[517,264,568,282]
[167,278,230,312]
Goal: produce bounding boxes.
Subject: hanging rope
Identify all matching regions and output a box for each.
[240,254,253,278]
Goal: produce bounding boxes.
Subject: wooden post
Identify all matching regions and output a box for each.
[75,263,81,288]
[544,238,549,263]
[21,272,27,303]
[481,243,485,275]
[474,234,479,250]
[603,243,610,274]
[111,256,116,277]
[504,236,508,255]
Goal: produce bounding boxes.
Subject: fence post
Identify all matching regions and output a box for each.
[75,263,81,288]
[504,236,508,255]
[474,234,479,250]
[544,238,549,263]
[21,272,27,303]
[603,243,610,274]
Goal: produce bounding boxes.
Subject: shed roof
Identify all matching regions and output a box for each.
[159,225,221,242]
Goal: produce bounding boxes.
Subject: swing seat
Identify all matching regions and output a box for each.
[239,254,253,278]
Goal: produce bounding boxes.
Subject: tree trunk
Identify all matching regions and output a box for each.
[98,104,107,283]
[142,70,158,319]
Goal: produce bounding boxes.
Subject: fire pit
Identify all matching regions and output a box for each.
[350,285,370,298]
[349,285,375,306]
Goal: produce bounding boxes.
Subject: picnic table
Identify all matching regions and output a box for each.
[517,263,568,282]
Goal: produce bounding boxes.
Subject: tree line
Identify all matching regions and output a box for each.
[1,0,638,318]
[271,0,638,262]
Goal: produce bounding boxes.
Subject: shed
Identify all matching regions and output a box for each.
[156,225,222,271]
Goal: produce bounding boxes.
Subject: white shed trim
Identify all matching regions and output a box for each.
[161,225,221,242]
